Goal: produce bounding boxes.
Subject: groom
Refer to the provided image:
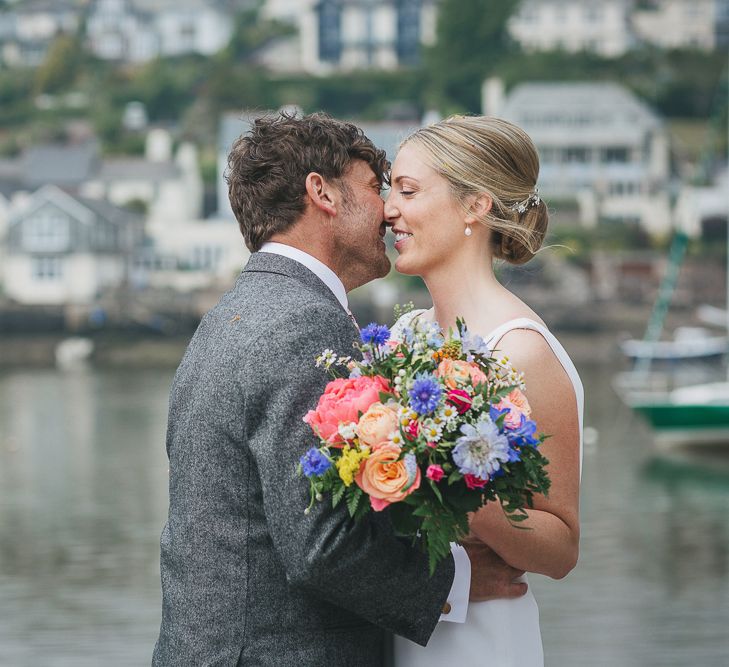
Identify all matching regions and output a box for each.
[152,112,527,666]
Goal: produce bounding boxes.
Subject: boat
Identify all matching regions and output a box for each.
[620,326,727,361]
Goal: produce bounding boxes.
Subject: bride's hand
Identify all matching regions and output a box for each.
[461,541,528,602]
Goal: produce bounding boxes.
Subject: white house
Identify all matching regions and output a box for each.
[134,217,250,292]
[86,0,232,63]
[675,169,729,237]
[631,0,726,51]
[79,129,204,225]
[260,0,437,73]
[507,0,634,57]
[85,0,158,63]
[484,79,672,234]
[3,185,143,306]
[0,0,81,67]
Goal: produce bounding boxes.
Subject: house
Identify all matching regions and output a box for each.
[86,0,232,63]
[507,0,634,57]
[485,79,672,234]
[0,0,80,67]
[507,0,728,55]
[79,129,204,225]
[631,0,728,51]
[3,185,143,306]
[260,0,437,73]
[133,217,250,292]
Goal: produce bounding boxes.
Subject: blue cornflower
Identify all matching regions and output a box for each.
[408,373,443,415]
[360,323,391,346]
[489,404,510,424]
[300,448,332,478]
[452,417,511,479]
[505,414,540,448]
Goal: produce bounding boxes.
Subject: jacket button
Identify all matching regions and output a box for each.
[442,602,452,615]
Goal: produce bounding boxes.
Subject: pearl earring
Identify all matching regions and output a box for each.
[464,225,473,237]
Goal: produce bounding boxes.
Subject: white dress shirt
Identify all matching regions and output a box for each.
[257,241,471,623]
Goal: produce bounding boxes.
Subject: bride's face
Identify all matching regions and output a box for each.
[385,143,469,277]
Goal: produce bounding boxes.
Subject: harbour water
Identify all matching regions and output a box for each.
[1,348,728,666]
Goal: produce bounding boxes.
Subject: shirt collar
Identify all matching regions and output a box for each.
[258,242,349,311]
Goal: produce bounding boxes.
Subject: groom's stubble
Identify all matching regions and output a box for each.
[332,162,392,291]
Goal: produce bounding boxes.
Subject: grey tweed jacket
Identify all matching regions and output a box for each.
[152,252,455,666]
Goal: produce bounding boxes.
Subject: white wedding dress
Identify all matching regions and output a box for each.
[391,311,584,667]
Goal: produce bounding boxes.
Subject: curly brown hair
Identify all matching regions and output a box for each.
[226,112,389,252]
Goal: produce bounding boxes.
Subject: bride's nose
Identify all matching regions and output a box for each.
[383,196,399,222]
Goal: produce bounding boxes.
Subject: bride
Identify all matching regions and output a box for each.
[386,115,583,667]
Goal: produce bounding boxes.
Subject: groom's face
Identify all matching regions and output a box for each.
[333,160,390,286]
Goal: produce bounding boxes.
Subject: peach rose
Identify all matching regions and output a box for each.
[304,375,391,446]
[355,444,421,511]
[435,359,488,390]
[496,388,532,429]
[357,402,399,450]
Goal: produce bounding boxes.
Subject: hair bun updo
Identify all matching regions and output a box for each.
[493,199,549,265]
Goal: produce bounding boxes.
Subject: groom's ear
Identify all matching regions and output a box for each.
[465,193,493,224]
[305,172,338,217]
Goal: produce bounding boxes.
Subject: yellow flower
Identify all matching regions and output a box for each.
[336,445,370,486]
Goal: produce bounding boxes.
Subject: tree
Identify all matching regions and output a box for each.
[424,0,522,112]
[34,34,84,95]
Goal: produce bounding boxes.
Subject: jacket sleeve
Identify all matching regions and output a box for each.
[241,302,455,646]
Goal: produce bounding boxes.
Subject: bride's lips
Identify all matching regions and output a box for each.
[393,229,413,252]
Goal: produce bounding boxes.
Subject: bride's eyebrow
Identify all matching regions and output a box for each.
[393,175,419,184]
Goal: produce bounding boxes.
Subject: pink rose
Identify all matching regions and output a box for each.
[435,359,488,390]
[496,389,532,429]
[355,444,421,511]
[304,375,391,447]
[357,402,399,450]
[446,388,472,414]
[464,473,488,490]
[426,464,444,482]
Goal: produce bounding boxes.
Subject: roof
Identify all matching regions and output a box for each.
[96,158,180,182]
[219,111,261,154]
[500,82,662,145]
[356,121,420,162]
[22,141,99,189]
[10,184,141,227]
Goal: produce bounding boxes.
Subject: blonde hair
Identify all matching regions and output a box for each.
[401,115,547,265]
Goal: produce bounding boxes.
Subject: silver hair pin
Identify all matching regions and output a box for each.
[510,187,540,214]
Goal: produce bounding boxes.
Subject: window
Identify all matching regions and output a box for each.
[602,147,629,163]
[32,256,63,281]
[564,147,589,163]
[397,0,422,65]
[585,5,602,22]
[23,210,70,252]
[318,0,342,62]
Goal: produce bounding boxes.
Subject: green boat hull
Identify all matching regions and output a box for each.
[633,403,729,431]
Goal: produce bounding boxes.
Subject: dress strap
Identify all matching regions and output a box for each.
[484,318,552,354]
[485,317,584,475]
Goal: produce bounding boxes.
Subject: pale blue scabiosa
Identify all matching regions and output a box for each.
[408,373,443,415]
[360,323,390,346]
[453,416,510,479]
[300,448,331,477]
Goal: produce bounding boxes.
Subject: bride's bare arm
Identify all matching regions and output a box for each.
[469,329,581,580]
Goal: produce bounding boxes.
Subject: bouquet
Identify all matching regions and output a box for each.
[299,309,551,574]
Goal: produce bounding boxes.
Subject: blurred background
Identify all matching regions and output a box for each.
[0,0,727,664]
